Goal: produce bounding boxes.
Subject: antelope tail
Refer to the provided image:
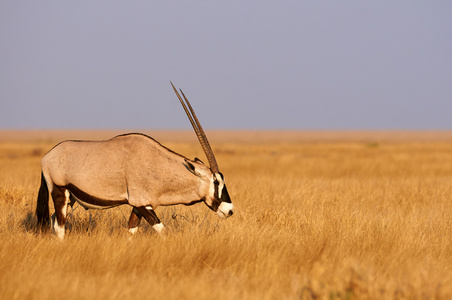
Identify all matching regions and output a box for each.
[36,172,50,230]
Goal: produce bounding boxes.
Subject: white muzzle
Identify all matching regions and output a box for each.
[217,202,234,218]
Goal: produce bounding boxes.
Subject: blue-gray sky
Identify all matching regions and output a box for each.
[1,1,451,130]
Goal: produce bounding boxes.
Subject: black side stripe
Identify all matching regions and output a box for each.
[63,183,128,208]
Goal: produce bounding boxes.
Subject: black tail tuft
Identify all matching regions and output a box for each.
[36,172,50,231]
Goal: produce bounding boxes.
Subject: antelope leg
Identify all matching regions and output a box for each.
[136,206,165,235]
[51,187,70,240]
[127,207,142,235]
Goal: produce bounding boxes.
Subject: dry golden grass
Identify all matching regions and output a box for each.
[1,130,452,299]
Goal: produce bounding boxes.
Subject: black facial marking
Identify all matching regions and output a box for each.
[206,173,231,212]
[220,184,231,203]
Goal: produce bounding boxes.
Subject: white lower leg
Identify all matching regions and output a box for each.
[152,223,165,234]
[52,190,70,240]
[55,225,65,240]
[52,214,65,240]
[128,227,138,235]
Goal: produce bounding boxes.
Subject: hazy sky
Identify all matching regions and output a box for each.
[1,2,451,130]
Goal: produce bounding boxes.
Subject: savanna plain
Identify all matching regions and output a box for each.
[1,130,452,300]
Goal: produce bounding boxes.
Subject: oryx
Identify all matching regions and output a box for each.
[36,83,234,239]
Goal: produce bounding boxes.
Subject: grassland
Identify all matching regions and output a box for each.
[1,130,452,299]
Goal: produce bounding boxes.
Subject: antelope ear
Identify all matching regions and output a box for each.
[183,159,201,177]
[194,157,204,164]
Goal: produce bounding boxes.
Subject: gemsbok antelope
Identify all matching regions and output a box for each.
[36,83,234,239]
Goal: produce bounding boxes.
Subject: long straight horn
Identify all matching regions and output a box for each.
[171,82,220,173]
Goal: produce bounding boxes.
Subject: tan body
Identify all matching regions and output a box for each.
[42,134,211,209]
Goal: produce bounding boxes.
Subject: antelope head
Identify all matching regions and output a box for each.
[171,82,234,218]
